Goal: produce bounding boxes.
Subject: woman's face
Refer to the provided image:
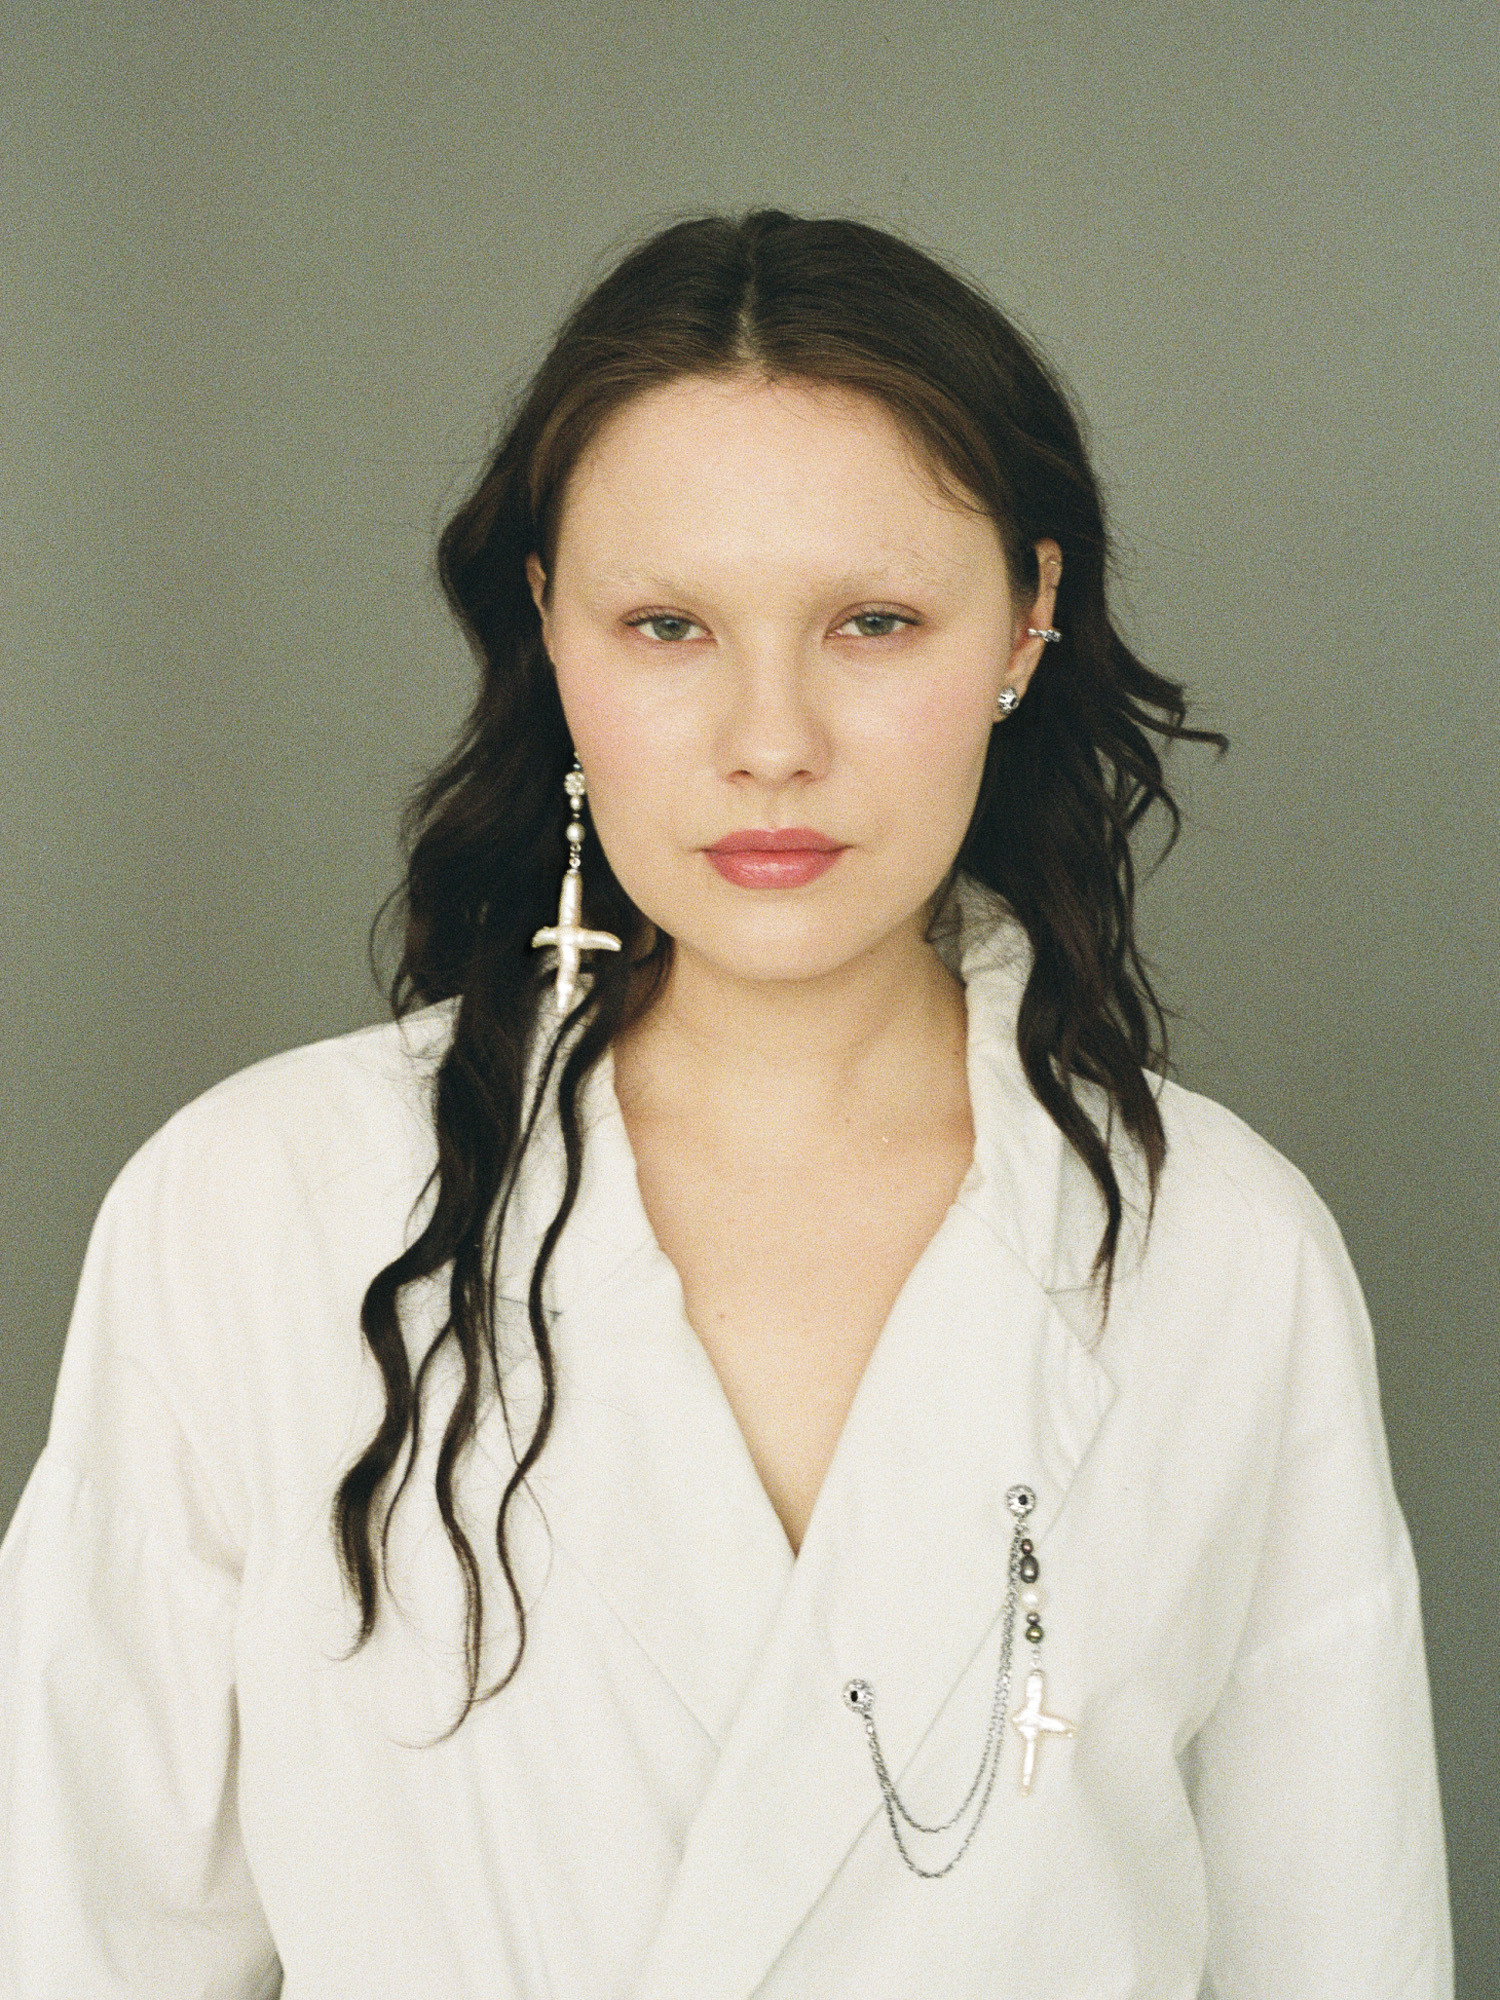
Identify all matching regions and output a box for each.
[527,371,1055,989]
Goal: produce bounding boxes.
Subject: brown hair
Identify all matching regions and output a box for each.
[333,208,1226,1734]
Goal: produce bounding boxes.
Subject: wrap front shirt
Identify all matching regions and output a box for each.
[0,888,1453,1996]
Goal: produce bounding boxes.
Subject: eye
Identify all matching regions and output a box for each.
[837,610,916,638]
[625,612,705,643]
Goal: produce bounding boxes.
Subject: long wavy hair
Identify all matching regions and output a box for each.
[332,208,1226,1733]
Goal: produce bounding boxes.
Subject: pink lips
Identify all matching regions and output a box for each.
[704,827,847,890]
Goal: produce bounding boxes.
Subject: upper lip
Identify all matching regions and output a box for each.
[706,828,846,854]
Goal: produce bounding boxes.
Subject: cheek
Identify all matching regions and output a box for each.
[862,680,996,840]
[552,658,688,889]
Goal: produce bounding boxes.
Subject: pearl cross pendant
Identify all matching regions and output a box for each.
[531,866,621,1014]
[1009,1668,1076,1794]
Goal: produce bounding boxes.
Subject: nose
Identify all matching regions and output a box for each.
[715,640,832,790]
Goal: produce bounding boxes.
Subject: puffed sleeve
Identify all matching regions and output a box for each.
[1183,1196,1453,1998]
[0,1130,282,1998]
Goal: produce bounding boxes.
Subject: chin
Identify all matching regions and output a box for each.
[662,896,926,989]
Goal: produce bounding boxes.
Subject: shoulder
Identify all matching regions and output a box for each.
[111,1000,458,1220]
[1149,1074,1346,1261]
[49,1003,461,1521]
[164,996,457,1150]
[1113,1077,1376,1413]
[79,1003,461,1348]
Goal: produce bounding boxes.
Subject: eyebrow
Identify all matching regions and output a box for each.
[589,556,957,597]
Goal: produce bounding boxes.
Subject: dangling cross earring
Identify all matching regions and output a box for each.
[530,758,621,1014]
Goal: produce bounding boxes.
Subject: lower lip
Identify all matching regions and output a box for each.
[706,847,846,889]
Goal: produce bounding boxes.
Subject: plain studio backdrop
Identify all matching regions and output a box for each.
[2,0,1496,1987]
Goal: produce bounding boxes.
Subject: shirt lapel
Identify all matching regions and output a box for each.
[484,1035,797,1751]
[469,885,1118,1997]
[626,1231,1114,2000]
[625,885,1119,1999]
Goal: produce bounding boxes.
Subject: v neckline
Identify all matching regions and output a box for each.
[606,1036,980,1563]
[513,874,1099,1563]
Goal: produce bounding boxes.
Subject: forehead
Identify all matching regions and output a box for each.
[554,373,999,586]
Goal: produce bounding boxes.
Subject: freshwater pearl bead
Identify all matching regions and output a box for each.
[1021,1586,1043,1612]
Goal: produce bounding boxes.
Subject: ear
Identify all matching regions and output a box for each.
[996,538,1064,707]
[525,552,550,638]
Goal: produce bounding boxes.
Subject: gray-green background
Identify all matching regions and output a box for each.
[3,1,1495,1986]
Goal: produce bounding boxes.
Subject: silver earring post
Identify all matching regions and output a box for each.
[995,687,1022,718]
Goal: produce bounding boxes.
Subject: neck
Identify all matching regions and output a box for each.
[614,912,969,1134]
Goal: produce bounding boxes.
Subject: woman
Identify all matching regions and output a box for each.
[0,211,1451,1996]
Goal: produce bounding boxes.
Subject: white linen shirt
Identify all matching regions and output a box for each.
[0,891,1452,1998]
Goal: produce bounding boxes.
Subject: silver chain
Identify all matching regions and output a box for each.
[843,1483,1036,1879]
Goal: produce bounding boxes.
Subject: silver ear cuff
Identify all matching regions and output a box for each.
[1027,626,1062,644]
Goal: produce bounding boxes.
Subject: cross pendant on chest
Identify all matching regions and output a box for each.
[1009,1668,1076,1793]
[531,865,621,1014]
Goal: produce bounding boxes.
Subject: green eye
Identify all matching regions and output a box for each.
[629,614,700,642]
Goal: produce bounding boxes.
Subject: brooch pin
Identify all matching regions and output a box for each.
[842,1483,1077,1877]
